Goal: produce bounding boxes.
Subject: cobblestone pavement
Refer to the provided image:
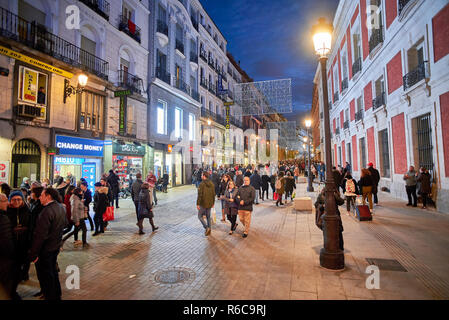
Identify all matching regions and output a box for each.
[17,183,449,300]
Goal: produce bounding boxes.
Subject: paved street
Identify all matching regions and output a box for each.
[17,182,449,300]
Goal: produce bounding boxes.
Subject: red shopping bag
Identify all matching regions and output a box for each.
[273,192,278,201]
[103,206,115,222]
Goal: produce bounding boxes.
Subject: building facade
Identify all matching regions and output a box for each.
[315,0,449,213]
[0,0,150,191]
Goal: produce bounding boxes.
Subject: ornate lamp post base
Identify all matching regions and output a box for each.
[319,214,345,270]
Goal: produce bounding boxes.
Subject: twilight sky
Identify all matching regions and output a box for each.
[200,0,339,126]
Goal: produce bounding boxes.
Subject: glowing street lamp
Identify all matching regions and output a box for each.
[312,17,344,270]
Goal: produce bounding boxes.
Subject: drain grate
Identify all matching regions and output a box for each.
[153,267,195,286]
[109,248,138,259]
[366,258,408,272]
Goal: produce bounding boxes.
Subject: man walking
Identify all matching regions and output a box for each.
[197,172,216,236]
[80,182,94,231]
[107,170,120,208]
[235,170,244,188]
[404,166,418,207]
[131,173,144,221]
[236,176,256,238]
[30,187,67,300]
[368,163,380,206]
[250,170,262,204]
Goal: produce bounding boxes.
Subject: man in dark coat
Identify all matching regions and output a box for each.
[196,172,216,236]
[417,167,432,209]
[250,170,262,204]
[235,171,244,188]
[368,163,380,205]
[30,187,67,301]
[107,170,120,208]
[236,176,256,238]
[211,171,221,196]
[6,190,32,298]
[261,172,270,201]
[93,183,109,236]
[80,182,94,231]
[0,193,15,299]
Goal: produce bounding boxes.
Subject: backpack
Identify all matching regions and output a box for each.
[345,179,356,194]
[275,178,282,190]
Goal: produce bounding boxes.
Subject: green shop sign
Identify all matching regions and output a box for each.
[113,143,146,156]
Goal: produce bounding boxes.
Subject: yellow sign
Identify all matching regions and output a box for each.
[167,145,172,153]
[0,45,74,78]
[23,68,38,103]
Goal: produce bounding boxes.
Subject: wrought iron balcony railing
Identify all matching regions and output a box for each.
[373,92,386,110]
[208,57,215,69]
[335,127,340,135]
[334,91,339,102]
[200,47,207,62]
[352,57,362,76]
[118,69,142,95]
[79,0,110,20]
[156,67,170,85]
[191,88,200,102]
[201,107,216,121]
[399,0,412,16]
[190,51,198,64]
[369,27,383,53]
[156,19,168,37]
[343,120,349,130]
[355,110,364,122]
[118,15,141,43]
[173,77,190,95]
[341,78,348,92]
[403,61,429,90]
[200,77,208,89]
[175,39,184,54]
[0,7,109,79]
[208,82,216,95]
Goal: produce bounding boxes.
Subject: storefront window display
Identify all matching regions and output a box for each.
[154,151,163,179]
[112,143,146,188]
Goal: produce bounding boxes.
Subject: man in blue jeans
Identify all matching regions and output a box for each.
[196,172,216,236]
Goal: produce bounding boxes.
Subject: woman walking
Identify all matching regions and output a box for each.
[70,188,88,248]
[137,183,158,234]
[275,172,285,207]
[284,171,296,203]
[224,180,239,235]
[417,167,431,209]
[218,174,230,222]
[342,174,358,214]
[358,169,374,213]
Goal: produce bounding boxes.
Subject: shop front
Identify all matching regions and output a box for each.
[54,135,104,193]
[112,142,146,188]
[151,143,184,188]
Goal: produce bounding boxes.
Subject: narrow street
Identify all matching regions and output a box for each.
[17,182,449,300]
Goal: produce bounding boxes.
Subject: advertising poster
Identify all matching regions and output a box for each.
[82,162,96,195]
[23,67,38,103]
[0,161,10,184]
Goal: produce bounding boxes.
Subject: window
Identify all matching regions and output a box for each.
[209,101,212,111]
[158,4,166,22]
[122,3,133,21]
[345,109,350,123]
[357,96,363,112]
[201,96,205,108]
[353,32,361,61]
[189,113,196,141]
[378,129,390,177]
[333,67,339,95]
[407,38,425,73]
[126,104,136,136]
[79,91,104,132]
[359,137,367,169]
[374,75,385,108]
[17,66,48,120]
[175,107,183,138]
[157,100,167,135]
[80,35,96,68]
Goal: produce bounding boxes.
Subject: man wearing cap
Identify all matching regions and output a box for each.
[6,190,32,299]
[368,163,380,206]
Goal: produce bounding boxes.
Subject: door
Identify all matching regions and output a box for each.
[175,152,183,185]
[12,139,41,188]
[165,154,172,187]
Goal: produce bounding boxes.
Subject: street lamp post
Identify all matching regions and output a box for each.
[312,18,344,270]
[305,120,314,192]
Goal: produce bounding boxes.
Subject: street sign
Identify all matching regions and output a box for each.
[119,96,126,136]
[114,89,132,97]
[47,147,60,155]
[224,101,234,106]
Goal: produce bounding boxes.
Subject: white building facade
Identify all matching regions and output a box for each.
[315,0,449,213]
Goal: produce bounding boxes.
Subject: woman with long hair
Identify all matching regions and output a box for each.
[70,188,88,248]
[218,174,230,222]
[275,171,285,207]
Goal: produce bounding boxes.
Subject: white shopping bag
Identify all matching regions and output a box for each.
[211,207,217,225]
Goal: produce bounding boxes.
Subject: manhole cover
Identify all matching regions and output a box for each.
[153,267,195,286]
[365,258,408,272]
[109,248,138,259]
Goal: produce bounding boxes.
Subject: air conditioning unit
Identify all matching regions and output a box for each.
[16,104,42,118]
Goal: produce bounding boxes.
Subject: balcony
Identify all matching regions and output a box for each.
[79,0,110,20]
[201,107,217,122]
[334,92,339,102]
[190,51,198,64]
[343,120,349,130]
[335,127,340,135]
[208,82,216,95]
[156,67,170,85]
[355,110,364,122]
[373,92,386,110]
[230,116,242,128]
[200,77,208,89]
[191,88,200,102]
[118,15,141,43]
[352,57,362,76]
[341,78,348,92]
[0,7,109,80]
[173,77,190,95]
[200,48,207,62]
[208,57,215,70]
[403,61,429,91]
[156,19,168,37]
[369,27,383,53]
[190,15,198,31]
[118,69,142,95]
[175,39,184,55]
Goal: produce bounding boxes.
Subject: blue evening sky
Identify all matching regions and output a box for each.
[200,0,339,125]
